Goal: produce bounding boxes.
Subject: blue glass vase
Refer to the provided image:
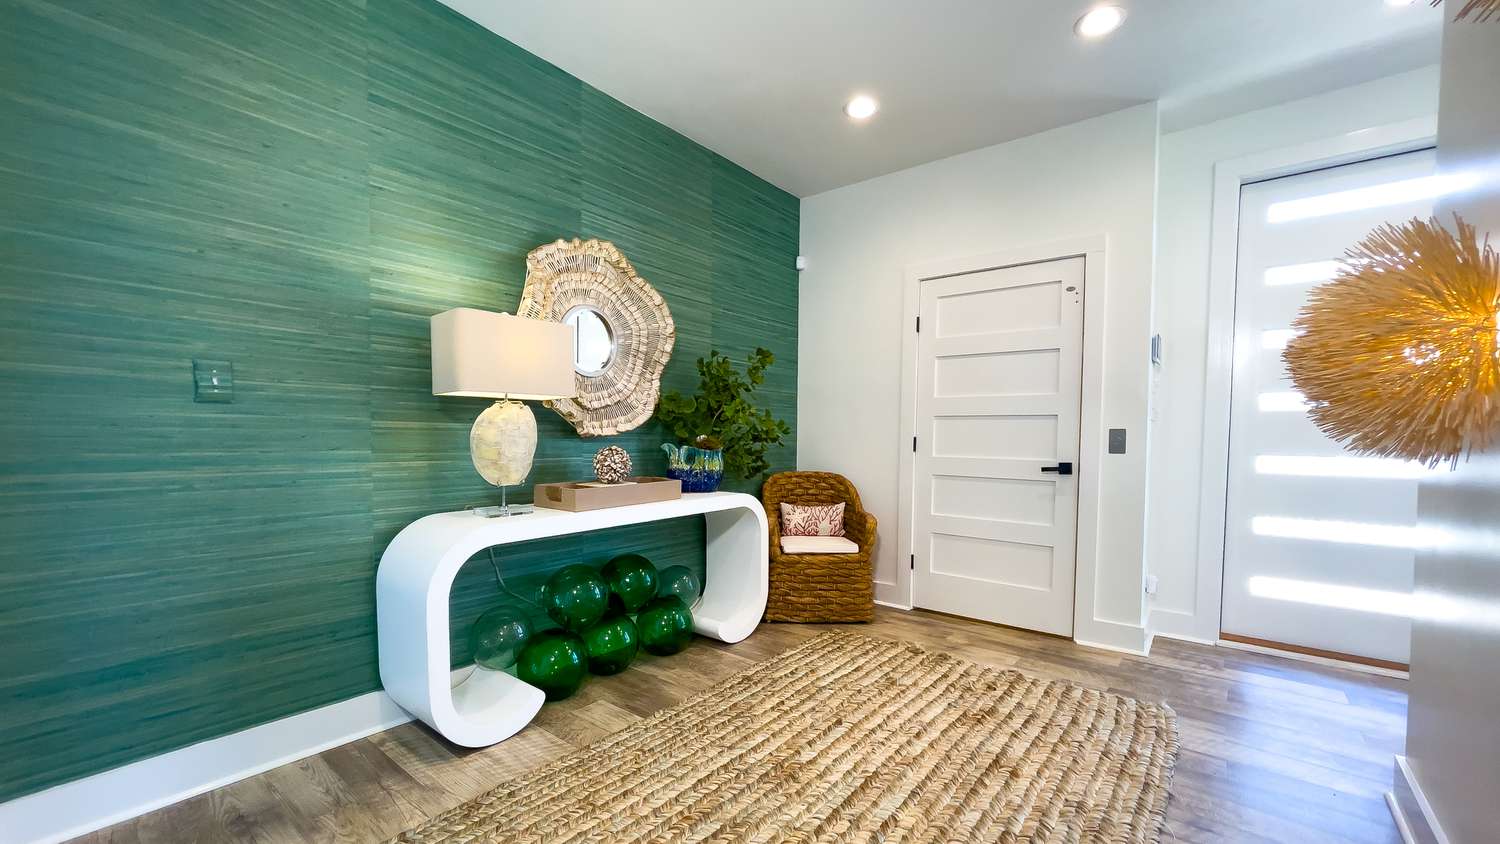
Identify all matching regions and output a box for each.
[661,443,725,492]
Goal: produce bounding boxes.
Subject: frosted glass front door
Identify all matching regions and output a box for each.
[1221,149,1439,665]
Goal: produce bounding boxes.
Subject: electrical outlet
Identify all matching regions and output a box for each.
[193,359,234,403]
[1145,575,1159,596]
[1108,428,1127,454]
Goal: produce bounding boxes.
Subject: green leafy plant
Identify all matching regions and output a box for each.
[657,348,791,480]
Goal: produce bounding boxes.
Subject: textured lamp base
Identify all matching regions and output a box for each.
[469,400,539,516]
[470,400,537,486]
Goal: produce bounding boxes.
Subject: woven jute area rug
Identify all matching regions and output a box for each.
[393,632,1177,843]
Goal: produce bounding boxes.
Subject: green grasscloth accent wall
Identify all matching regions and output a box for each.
[0,0,798,801]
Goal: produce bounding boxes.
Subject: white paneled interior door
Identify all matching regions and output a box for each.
[1221,149,1439,666]
[912,257,1084,635]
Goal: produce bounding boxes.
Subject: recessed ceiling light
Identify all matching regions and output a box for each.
[1385,0,1417,6]
[1075,5,1126,39]
[844,95,879,121]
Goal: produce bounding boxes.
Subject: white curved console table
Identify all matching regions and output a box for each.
[376,491,768,747]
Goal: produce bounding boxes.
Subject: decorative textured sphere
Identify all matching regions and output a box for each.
[580,611,639,675]
[656,565,702,608]
[1284,216,1500,467]
[469,400,537,486]
[539,565,609,631]
[515,629,588,701]
[636,595,694,656]
[601,553,659,613]
[592,445,633,484]
[467,605,531,670]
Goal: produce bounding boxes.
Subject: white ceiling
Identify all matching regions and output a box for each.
[440,1,1443,197]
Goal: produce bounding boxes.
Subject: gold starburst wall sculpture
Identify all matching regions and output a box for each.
[1283,216,1500,468]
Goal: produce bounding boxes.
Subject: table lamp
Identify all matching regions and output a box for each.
[431,308,576,516]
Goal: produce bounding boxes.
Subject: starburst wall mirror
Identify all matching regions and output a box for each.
[517,239,675,437]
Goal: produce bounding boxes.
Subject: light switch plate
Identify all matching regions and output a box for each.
[1108,428,1127,454]
[193,359,234,403]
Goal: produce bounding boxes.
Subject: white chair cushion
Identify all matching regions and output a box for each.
[780,535,860,555]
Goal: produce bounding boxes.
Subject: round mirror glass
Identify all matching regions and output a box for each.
[563,305,616,377]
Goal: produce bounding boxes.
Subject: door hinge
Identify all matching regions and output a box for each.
[910,554,915,570]
[912,436,918,452]
[915,315,920,332]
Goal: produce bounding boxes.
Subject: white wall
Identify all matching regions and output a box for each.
[798,103,1160,651]
[1400,15,1500,844]
[1145,67,1441,642]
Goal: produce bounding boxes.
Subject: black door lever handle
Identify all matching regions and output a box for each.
[1041,462,1073,475]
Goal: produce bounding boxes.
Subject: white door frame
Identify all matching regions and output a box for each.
[1184,117,1438,644]
[893,236,1108,628]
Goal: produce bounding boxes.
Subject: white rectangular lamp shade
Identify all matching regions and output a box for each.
[430,308,576,400]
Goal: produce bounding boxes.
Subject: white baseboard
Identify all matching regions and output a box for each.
[873,578,908,609]
[1074,617,1152,656]
[1150,629,1219,647]
[1387,792,1418,844]
[0,689,415,844]
[1388,755,1450,844]
[1147,605,1218,644]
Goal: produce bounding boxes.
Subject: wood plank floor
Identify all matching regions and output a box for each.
[75,608,1407,843]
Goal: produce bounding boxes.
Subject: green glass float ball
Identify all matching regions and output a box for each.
[580,612,639,675]
[539,564,609,631]
[637,595,694,656]
[515,629,587,701]
[601,553,659,613]
[657,565,702,607]
[468,605,532,670]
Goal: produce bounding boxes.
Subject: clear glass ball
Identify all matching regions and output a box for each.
[656,565,702,607]
[468,605,531,670]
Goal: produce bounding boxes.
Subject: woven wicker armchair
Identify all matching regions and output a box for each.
[762,471,876,623]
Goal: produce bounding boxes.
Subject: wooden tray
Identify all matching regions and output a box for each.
[533,476,682,512]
